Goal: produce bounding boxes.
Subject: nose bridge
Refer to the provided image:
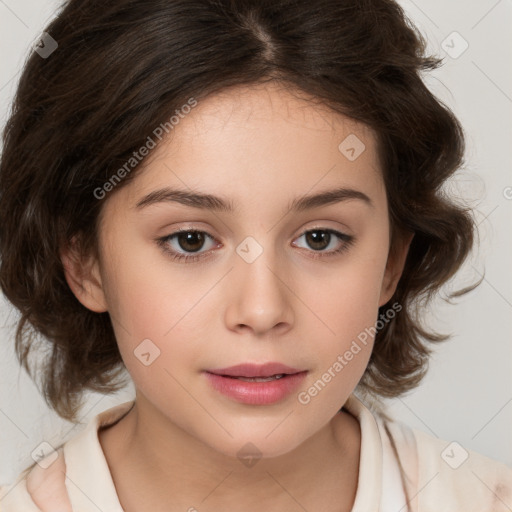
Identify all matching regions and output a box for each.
[236,233,284,297]
[225,233,293,333]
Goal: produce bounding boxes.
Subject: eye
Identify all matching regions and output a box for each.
[156,227,354,263]
[156,229,219,263]
[292,228,354,259]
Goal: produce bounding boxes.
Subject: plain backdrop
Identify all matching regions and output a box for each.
[0,0,511,486]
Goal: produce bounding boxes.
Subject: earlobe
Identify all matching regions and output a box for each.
[379,230,414,307]
[60,237,108,313]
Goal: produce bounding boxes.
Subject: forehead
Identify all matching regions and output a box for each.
[157,82,379,159]
[111,82,385,216]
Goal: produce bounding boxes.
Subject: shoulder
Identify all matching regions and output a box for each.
[0,400,134,512]
[0,447,72,512]
[376,412,512,512]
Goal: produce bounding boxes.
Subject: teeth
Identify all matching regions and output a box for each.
[235,374,286,382]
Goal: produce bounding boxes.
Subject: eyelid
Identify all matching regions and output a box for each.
[156,224,355,263]
[157,228,220,258]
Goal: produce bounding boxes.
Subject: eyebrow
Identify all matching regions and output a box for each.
[135,186,373,212]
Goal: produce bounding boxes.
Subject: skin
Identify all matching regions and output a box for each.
[61,81,412,512]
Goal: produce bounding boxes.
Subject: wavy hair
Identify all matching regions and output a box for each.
[0,0,477,421]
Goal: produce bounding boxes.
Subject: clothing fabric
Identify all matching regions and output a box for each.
[1,393,511,511]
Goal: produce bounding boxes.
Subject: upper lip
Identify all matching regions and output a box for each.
[206,363,305,378]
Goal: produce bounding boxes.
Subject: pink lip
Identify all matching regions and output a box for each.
[204,362,308,405]
[207,362,303,378]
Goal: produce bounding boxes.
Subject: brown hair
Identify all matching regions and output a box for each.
[0,0,477,422]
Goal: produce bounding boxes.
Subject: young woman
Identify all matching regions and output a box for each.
[1,0,511,510]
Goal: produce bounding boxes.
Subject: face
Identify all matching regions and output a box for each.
[64,82,409,459]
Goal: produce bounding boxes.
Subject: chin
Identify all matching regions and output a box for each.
[200,424,309,463]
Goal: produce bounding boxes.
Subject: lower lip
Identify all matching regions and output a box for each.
[204,371,308,405]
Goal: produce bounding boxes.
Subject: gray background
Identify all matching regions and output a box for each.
[1,0,511,485]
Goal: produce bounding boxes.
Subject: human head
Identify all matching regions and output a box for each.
[0,0,475,426]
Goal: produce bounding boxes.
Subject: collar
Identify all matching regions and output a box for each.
[62,393,390,511]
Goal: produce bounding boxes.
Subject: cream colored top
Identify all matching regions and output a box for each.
[1,394,511,511]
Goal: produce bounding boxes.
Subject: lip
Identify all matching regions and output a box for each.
[204,362,308,405]
[207,362,303,378]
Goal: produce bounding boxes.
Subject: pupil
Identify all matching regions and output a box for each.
[176,230,330,253]
[307,230,330,250]
[179,232,204,252]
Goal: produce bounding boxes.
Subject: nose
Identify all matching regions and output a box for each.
[224,243,294,337]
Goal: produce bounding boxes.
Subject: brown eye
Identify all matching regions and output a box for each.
[175,231,207,252]
[292,228,355,259]
[157,227,354,264]
[304,230,332,251]
[157,229,219,262]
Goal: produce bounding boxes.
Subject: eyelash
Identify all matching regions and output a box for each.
[156,227,355,263]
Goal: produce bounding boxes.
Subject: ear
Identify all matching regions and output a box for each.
[60,236,108,313]
[379,229,414,307]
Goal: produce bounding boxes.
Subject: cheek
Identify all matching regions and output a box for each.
[295,280,383,421]
[102,230,207,331]
[100,239,212,379]
[309,235,389,340]
[297,228,390,387]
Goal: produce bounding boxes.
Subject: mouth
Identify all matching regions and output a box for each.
[206,362,305,378]
[220,374,289,382]
[204,362,308,405]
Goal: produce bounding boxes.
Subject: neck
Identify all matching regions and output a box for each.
[99,395,361,512]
